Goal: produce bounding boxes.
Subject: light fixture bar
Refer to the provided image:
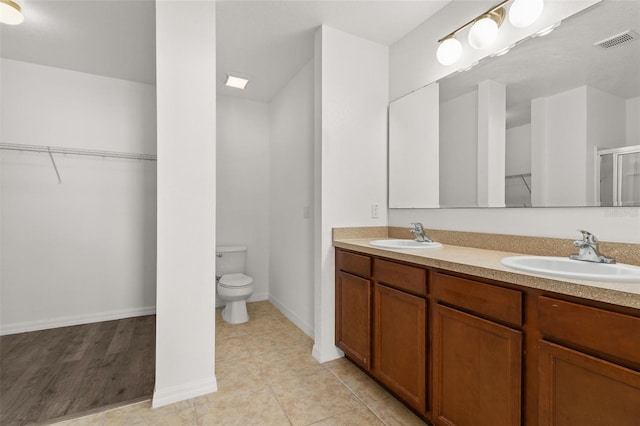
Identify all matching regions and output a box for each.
[437,0,510,43]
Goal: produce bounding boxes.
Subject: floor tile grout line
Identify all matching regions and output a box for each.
[54,302,423,426]
[325,365,394,426]
[265,383,294,426]
[267,370,363,426]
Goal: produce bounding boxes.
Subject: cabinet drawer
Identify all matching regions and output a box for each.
[433,272,522,327]
[538,296,640,365]
[336,250,371,278]
[374,259,427,297]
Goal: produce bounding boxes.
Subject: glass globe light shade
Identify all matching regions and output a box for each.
[0,0,24,25]
[509,0,544,28]
[436,37,462,66]
[468,17,499,49]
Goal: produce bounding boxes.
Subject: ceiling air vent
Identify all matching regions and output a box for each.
[594,30,640,49]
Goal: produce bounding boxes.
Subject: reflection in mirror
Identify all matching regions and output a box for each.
[436,0,640,208]
[598,146,640,206]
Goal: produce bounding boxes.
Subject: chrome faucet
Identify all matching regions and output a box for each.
[410,222,433,243]
[569,230,615,264]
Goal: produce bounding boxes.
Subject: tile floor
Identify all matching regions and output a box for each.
[52,301,425,425]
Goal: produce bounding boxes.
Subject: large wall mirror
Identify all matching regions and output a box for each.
[390,0,640,208]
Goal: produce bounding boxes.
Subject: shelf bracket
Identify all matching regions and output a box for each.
[47,147,62,184]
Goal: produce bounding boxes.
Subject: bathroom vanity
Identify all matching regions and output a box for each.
[333,235,640,426]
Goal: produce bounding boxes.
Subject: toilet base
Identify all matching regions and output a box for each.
[221,300,249,324]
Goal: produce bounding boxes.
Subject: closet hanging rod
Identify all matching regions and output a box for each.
[0,143,157,161]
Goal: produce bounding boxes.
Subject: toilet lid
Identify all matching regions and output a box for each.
[219,273,253,288]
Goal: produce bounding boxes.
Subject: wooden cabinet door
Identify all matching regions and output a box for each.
[433,304,522,426]
[336,271,372,370]
[373,283,427,413]
[538,340,640,426]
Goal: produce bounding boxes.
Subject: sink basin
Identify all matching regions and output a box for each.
[501,256,640,283]
[370,239,442,249]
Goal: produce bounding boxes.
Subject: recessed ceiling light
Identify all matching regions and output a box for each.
[225,74,249,90]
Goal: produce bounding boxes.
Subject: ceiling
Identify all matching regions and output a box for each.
[1,0,450,101]
[0,0,156,85]
[216,0,449,101]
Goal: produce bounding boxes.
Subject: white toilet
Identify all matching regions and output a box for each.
[216,245,254,324]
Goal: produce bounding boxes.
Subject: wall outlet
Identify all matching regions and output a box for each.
[371,203,379,219]
[303,205,311,219]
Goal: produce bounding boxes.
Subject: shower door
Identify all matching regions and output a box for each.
[598,145,640,207]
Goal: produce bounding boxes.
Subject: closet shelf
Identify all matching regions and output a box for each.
[0,143,157,161]
[505,173,531,179]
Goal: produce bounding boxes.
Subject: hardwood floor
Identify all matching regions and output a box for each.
[0,316,155,425]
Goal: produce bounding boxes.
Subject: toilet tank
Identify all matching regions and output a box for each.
[216,245,247,276]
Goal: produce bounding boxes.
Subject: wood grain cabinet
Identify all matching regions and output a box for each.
[372,258,428,414]
[335,250,372,370]
[373,282,427,413]
[432,273,523,426]
[334,248,640,426]
[335,250,429,414]
[537,297,640,426]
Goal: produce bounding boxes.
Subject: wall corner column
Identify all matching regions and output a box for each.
[154,0,217,407]
[477,80,506,207]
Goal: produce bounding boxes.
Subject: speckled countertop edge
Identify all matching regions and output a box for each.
[333,238,640,310]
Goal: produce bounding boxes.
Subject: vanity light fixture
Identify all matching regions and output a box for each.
[224,74,249,90]
[468,8,505,49]
[436,36,463,66]
[436,0,545,66]
[0,0,24,25]
[509,0,544,28]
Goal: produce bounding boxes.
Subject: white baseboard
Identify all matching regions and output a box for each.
[152,377,218,408]
[268,295,314,339]
[0,306,157,336]
[248,291,269,303]
[312,343,344,364]
[215,291,268,308]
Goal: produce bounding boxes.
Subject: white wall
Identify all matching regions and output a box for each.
[314,26,389,362]
[217,96,270,305]
[388,0,639,244]
[268,60,315,336]
[440,90,477,207]
[532,86,588,206]
[0,59,156,335]
[389,83,440,208]
[505,124,531,207]
[530,86,626,207]
[154,0,217,407]
[390,207,640,244]
[586,87,626,205]
[627,97,640,146]
[0,59,156,153]
[506,124,531,176]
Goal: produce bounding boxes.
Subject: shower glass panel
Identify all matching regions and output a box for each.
[598,146,640,207]
[600,154,614,207]
[620,151,640,206]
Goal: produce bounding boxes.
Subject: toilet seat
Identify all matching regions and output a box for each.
[218,273,253,288]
